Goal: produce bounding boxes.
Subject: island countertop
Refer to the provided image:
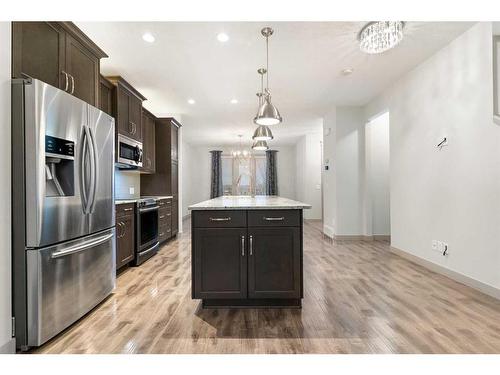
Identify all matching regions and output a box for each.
[188,195,311,210]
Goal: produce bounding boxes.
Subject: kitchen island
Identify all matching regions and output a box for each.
[188,196,311,308]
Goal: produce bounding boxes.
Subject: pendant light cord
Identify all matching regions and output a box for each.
[266,35,269,90]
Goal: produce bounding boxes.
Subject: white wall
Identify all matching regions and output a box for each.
[181,139,194,219]
[364,22,500,291]
[295,132,323,220]
[366,112,390,236]
[0,22,13,353]
[182,144,297,215]
[335,107,366,235]
[322,108,336,237]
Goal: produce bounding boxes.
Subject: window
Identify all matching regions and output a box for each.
[221,155,267,196]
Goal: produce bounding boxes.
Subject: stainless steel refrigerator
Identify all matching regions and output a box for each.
[12,78,116,350]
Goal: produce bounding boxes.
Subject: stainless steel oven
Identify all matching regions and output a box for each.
[117,134,143,168]
[134,198,159,265]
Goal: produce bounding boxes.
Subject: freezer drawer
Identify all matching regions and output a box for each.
[26,228,116,346]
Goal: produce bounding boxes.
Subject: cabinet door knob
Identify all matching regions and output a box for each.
[249,235,253,256]
[241,236,245,256]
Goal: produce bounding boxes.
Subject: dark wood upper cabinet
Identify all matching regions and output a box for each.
[64,33,100,105]
[106,76,146,142]
[140,109,156,174]
[98,75,113,116]
[171,121,179,162]
[140,117,180,195]
[193,228,248,300]
[12,22,107,107]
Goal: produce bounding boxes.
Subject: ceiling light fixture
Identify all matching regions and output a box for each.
[187,99,195,104]
[254,27,282,126]
[230,99,238,104]
[252,125,273,141]
[217,33,229,42]
[232,135,251,159]
[252,140,269,151]
[358,21,405,54]
[341,68,354,76]
[142,32,155,43]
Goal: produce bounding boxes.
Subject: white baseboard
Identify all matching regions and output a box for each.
[391,246,500,300]
[334,235,374,241]
[373,235,391,241]
[322,224,334,239]
[0,338,15,354]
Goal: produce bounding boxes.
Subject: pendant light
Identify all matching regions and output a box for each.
[254,27,282,126]
[252,70,274,141]
[252,125,273,141]
[252,140,269,151]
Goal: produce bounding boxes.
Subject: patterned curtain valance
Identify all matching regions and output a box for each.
[210,150,223,198]
[265,150,278,196]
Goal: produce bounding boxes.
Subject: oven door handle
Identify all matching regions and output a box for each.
[139,205,159,213]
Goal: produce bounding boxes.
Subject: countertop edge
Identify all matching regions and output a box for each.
[116,196,174,205]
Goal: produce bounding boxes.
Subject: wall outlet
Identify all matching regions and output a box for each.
[129,187,135,195]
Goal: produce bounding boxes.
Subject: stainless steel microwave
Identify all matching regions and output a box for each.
[117,134,143,168]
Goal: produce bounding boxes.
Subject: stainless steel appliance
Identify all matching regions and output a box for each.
[12,78,116,350]
[134,198,159,265]
[117,134,143,168]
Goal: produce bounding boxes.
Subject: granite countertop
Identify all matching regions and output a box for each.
[188,196,311,210]
[115,195,174,205]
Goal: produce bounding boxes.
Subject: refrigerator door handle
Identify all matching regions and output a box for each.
[51,232,114,259]
[87,126,99,213]
[79,127,89,214]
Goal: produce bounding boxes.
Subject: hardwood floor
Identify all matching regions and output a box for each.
[34,219,500,354]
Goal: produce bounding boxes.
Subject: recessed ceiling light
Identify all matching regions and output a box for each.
[142,32,155,43]
[187,99,195,105]
[230,99,238,104]
[341,68,354,76]
[217,33,229,42]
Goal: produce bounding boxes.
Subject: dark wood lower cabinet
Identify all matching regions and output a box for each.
[191,209,303,307]
[248,227,301,299]
[116,205,135,270]
[193,228,247,300]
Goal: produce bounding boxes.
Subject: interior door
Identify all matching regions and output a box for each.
[87,105,115,234]
[25,80,89,248]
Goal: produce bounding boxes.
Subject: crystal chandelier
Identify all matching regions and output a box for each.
[358,21,405,54]
[231,135,252,159]
[254,27,282,126]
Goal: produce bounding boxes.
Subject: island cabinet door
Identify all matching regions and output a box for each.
[193,228,247,299]
[248,227,301,299]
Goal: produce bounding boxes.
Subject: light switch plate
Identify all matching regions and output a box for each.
[129,187,135,195]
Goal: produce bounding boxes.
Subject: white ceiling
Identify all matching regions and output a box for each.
[77,22,473,146]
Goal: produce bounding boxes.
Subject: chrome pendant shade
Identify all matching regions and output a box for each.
[254,92,282,126]
[252,125,273,141]
[252,140,269,151]
[253,27,282,126]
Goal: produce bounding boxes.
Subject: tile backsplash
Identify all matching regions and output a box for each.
[115,168,140,199]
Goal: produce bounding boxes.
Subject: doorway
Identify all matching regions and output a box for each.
[364,111,390,241]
